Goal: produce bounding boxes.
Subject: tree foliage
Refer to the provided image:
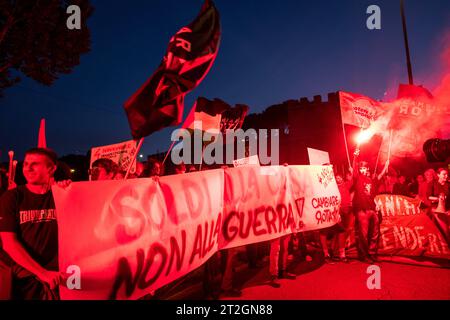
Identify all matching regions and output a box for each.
[0,0,93,95]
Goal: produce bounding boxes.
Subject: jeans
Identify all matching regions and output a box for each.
[355,209,380,258]
[269,235,290,276]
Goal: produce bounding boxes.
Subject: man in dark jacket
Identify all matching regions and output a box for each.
[351,149,389,264]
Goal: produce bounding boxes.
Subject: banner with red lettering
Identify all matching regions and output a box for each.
[53,165,341,300]
[339,91,385,128]
[375,195,450,259]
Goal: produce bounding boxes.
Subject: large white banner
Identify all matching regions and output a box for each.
[53,165,340,300]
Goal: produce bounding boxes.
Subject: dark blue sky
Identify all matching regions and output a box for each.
[1,0,449,161]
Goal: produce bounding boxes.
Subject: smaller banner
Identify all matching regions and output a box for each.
[233,155,260,167]
[339,91,385,129]
[307,147,330,165]
[375,194,450,259]
[90,140,137,175]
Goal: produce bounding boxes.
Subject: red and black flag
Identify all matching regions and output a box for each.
[183,97,249,134]
[219,103,249,134]
[124,0,221,139]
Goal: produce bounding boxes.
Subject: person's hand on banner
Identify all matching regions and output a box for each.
[55,179,72,189]
[38,270,64,290]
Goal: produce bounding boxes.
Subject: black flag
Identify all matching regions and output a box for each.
[124,0,221,139]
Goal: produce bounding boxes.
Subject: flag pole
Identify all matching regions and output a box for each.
[387,129,393,171]
[400,0,414,85]
[374,137,383,175]
[162,140,176,165]
[162,100,197,166]
[341,122,352,170]
[124,138,144,179]
[7,151,14,190]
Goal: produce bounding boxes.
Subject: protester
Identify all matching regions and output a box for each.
[0,148,70,299]
[332,173,353,262]
[0,164,8,197]
[135,161,145,178]
[319,172,352,263]
[147,158,162,177]
[268,235,296,288]
[89,158,118,181]
[174,162,186,175]
[219,247,242,298]
[113,170,126,180]
[418,169,435,207]
[408,174,423,197]
[187,164,197,173]
[377,174,396,194]
[351,150,389,264]
[428,168,449,212]
[393,175,410,197]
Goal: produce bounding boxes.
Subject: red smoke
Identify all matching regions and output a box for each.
[365,35,450,162]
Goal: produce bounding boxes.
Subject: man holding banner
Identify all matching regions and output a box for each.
[0,148,68,299]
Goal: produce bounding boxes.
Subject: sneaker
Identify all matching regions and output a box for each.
[279,271,296,280]
[269,275,281,288]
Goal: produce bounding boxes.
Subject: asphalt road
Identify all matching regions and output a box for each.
[160,250,450,300]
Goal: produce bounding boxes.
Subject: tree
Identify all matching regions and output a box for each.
[0,0,93,96]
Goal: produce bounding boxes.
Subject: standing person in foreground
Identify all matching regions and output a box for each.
[351,149,389,264]
[0,148,70,299]
[428,168,449,212]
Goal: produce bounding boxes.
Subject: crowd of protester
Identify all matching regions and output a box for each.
[0,147,448,300]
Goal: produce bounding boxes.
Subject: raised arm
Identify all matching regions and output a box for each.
[377,160,390,181]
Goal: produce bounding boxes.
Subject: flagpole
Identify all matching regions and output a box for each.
[199,144,206,171]
[162,100,197,166]
[400,0,414,85]
[7,151,14,190]
[162,140,176,165]
[124,138,144,179]
[387,129,393,170]
[341,122,352,170]
[374,138,383,175]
